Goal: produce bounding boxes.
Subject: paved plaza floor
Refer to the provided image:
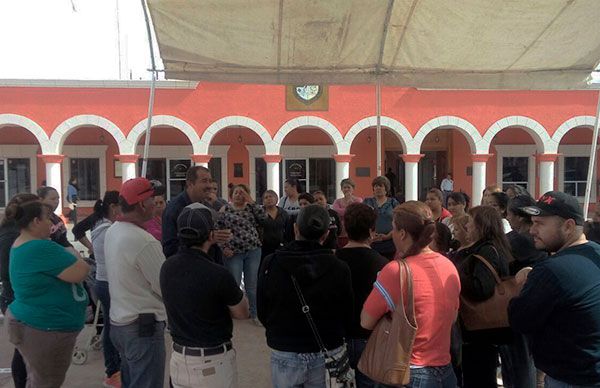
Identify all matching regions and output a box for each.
[0,317,272,387]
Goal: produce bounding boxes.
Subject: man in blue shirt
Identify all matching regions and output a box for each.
[509,191,600,387]
[161,166,230,260]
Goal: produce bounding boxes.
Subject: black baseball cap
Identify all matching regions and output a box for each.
[177,204,214,243]
[520,191,584,226]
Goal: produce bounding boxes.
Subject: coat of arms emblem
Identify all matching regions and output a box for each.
[294,85,321,104]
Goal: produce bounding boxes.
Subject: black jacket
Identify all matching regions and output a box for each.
[456,239,512,344]
[457,239,509,302]
[257,240,354,353]
[262,206,289,249]
[0,223,19,313]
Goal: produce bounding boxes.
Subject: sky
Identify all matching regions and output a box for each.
[0,1,598,84]
[0,0,161,80]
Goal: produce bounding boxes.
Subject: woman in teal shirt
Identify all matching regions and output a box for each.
[6,200,90,387]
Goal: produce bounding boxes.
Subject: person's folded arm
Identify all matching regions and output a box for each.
[57,258,90,283]
[508,264,561,334]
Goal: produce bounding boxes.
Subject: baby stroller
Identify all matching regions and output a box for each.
[72,255,103,365]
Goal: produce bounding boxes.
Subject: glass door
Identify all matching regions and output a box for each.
[283,159,308,193]
[168,159,191,199]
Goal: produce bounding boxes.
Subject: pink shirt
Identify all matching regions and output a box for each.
[332,196,363,237]
[144,216,162,242]
[363,252,461,366]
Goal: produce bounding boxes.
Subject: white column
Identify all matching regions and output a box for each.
[42,155,64,215]
[122,162,137,182]
[264,155,282,197]
[191,154,212,169]
[333,154,354,199]
[471,154,492,206]
[402,154,423,201]
[538,154,557,196]
[116,154,139,183]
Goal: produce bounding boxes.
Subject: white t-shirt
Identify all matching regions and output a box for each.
[105,221,166,324]
[441,178,454,191]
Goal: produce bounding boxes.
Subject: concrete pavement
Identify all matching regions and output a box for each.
[0,317,272,387]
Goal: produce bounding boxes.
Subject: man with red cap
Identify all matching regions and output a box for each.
[105,178,167,388]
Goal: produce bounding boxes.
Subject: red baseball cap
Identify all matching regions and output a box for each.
[120,178,156,206]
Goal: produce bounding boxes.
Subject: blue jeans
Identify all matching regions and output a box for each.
[95,280,121,377]
[347,338,394,388]
[270,345,344,388]
[226,247,261,318]
[407,364,457,388]
[545,375,598,388]
[110,320,166,388]
[499,333,536,388]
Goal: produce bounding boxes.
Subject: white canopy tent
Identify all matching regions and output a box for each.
[143,0,600,213]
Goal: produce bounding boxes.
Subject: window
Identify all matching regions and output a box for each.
[208,158,222,197]
[564,156,589,197]
[502,157,529,191]
[255,158,267,204]
[169,159,191,199]
[139,159,167,186]
[309,158,336,203]
[70,158,100,201]
[0,159,25,207]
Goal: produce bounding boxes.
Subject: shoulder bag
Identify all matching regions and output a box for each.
[459,254,523,331]
[358,259,417,386]
[290,275,356,388]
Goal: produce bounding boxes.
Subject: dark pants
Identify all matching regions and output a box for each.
[1,305,27,388]
[499,333,536,388]
[11,348,27,388]
[462,342,499,388]
[347,338,395,388]
[95,280,121,377]
[110,320,166,388]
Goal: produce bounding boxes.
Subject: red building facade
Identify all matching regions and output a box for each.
[0,80,598,212]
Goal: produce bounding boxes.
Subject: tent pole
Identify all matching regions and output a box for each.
[140,0,157,178]
[376,82,382,177]
[583,90,600,220]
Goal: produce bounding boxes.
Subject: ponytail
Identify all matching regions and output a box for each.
[93,190,120,218]
[393,201,436,259]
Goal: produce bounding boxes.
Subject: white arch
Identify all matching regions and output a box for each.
[199,116,275,154]
[413,116,484,154]
[551,115,597,149]
[482,115,553,154]
[0,114,52,154]
[273,116,345,154]
[126,115,200,155]
[344,116,414,153]
[50,115,129,154]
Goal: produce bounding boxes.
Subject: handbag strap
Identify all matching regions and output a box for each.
[471,254,502,284]
[397,260,416,323]
[290,275,328,353]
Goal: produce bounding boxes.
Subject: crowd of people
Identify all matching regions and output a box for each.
[1,167,600,388]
